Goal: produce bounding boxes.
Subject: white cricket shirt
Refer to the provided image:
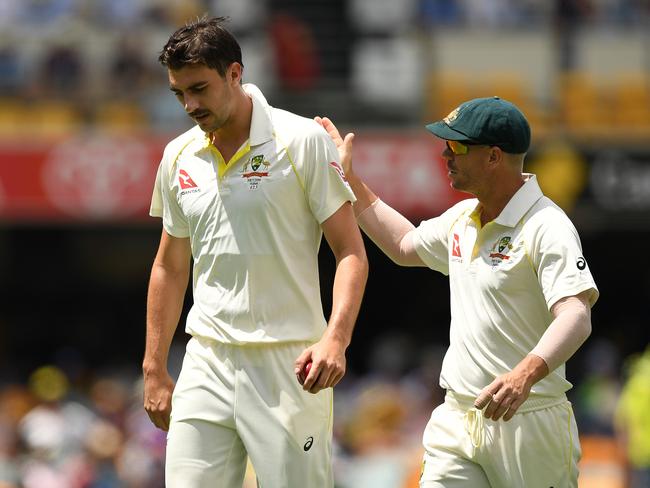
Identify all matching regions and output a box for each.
[413,174,598,398]
[150,84,355,344]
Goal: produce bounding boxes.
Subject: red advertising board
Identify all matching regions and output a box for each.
[0,132,466,223]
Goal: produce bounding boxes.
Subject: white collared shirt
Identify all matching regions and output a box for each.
[150,84,355,344]
[414,174,599,398]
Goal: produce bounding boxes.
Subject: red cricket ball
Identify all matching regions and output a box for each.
[299,361,312,384]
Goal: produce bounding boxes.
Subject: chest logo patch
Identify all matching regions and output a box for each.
[241,154,271,190]
[489,236,513,265]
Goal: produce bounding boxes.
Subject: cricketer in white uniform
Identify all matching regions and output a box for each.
[143,17,368,488]
[317,96,598,488]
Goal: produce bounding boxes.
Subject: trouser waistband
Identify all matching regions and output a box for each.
[445,390,568,414]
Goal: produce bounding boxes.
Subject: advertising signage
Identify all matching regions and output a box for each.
[0,132,648,228]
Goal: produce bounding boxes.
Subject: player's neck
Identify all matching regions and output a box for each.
[210,89,253,157]
[478,175,525,225]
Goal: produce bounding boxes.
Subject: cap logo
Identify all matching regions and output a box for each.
[443,107,460,125]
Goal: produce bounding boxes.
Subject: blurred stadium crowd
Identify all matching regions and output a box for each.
[0,0,649,135]
[1,0,650,487]
[1,337,649,487]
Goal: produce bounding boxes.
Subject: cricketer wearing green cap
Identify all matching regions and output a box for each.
[316,96,598,487]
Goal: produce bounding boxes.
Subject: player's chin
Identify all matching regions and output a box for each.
[448,176,463,190]
[194,115,216,130]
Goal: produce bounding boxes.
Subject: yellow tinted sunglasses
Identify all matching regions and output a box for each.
[446,140,470,155]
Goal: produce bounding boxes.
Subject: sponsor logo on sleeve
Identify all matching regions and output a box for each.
[451,233,462,259]
[329,161,347,182]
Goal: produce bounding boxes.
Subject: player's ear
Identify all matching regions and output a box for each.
[488,146,502,165]
[227,62,243,85]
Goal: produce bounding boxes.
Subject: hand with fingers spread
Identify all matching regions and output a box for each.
[474,354,549,421]
[314,116,355,179]
[295,336,347,394]
[315,115,380,216]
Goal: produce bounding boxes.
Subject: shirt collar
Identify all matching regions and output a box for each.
[198,83,274,151]
[493,173,544,227]
[243,83,274,146]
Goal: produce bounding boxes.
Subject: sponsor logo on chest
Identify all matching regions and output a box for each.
[178,169,201,195]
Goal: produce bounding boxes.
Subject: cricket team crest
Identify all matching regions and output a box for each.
[444,107,460,125]
[489,236,513,266]
[241,154,271,190]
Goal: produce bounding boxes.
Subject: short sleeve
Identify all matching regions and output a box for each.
[528,214,599,309]
[300,127,356,224]
[150,154,190,238]
[413,201,474,275]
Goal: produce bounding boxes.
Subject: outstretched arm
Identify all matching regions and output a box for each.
[315,116,424,266]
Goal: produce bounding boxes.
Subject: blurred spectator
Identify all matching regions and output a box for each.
[107,37,150,101]
[335,383,422,488]
[417,0,463,26]
[0,364,169,488]
[615,346,650,488]
[37,41,85,100]
[268,13,321,91]
[572,338,621,435]
[18,366,91,488]
[554,0,593,71]
[0,42,23,97]
[0,386,35,487]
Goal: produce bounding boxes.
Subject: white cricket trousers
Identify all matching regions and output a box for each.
[420,391,581,487]
[165,337,334,488]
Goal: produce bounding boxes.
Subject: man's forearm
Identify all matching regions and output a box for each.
[356,198,422,266]
[530,294,592,372]
[143,264,189,373]
[324,251,368,347]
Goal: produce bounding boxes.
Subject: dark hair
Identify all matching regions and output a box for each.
[158,16,243,76]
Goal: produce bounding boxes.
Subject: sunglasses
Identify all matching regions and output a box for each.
[445,140,471,155]
[445,140,502,155]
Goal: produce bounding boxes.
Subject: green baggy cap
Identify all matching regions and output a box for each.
[425,96,531,154]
